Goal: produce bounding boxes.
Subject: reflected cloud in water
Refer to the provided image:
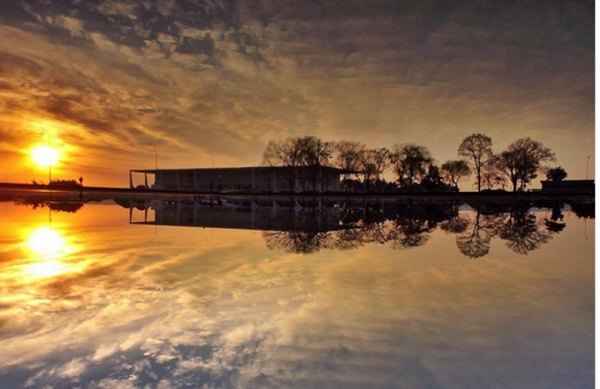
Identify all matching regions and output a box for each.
[0,193,593,388]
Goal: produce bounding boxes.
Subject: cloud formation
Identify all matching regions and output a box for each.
[0,0,593,185]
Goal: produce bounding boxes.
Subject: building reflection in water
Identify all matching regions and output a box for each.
[113,196,593,258]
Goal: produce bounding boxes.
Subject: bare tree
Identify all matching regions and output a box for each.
[390,144,433,186]
[262,138,307,167]
[334,141,365,179]
[359,147,391,187]
[441,160,471,190]
[263,136,334,167]
[263,140,286,166]
[458,133,493,192]
[262,136,334,191]
[297,136,334,167]
[496,138,555,192]
[480,156,507,190]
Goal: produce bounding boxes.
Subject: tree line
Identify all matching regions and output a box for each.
[263,133,566,192]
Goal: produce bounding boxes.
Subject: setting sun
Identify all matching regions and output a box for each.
[31,145,60,168]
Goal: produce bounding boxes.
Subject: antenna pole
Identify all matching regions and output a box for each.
[154,144,158,170]
[586,155,591,179]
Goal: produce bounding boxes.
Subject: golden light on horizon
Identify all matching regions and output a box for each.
[30,145,60,168]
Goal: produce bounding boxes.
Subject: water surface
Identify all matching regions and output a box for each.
[0,196,594,388]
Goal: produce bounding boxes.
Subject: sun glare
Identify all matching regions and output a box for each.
[26,226,68,258]
[31,145,60,168]
[23,226,79,279]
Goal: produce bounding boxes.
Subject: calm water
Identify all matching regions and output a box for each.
[0,195,594,388]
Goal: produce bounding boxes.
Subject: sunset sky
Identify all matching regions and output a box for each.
[0,0,594,186]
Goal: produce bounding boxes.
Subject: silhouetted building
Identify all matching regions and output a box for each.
[540,179,594,194]
[129,166,344,193]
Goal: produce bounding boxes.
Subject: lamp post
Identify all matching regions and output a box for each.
[586,155,591,180]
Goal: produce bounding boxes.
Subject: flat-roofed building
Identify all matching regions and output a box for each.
[540,179,594,194]
[129,166,344,193]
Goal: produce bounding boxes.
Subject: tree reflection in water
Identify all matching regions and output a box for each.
[497,207,552,255]
[12,195,592,259]
[261,201,582,258]
[263,231,334,254]
[453,211,496,258]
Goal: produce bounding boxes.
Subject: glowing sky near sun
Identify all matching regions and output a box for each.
[0,1,593,186]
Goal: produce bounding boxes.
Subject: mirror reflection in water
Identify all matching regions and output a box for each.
[114,195,591,258]
[0,192,593,389]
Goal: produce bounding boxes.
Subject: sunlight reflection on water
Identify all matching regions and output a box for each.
[0,198,594,389]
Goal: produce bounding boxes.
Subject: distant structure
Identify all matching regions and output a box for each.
[129,166,344,193]
[540,179,594,194]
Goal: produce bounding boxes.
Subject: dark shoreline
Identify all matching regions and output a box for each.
[0,182,593,202]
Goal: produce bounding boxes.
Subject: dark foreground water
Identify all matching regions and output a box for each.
[0,195,594,388]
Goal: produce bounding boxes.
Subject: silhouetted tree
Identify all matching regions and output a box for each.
[263,136,334,191]
[546,166,568,183]
[481,156,507,190]
[297,136,334,167]
[441,160,471,190]
[421,165,452,191]
[358,148,390,186]
[458,133,493,192]
[390,144,433,186]
[263,139,301,167]
[334,141,365,180]
[496,138,555,192]
[263,136,335,167]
